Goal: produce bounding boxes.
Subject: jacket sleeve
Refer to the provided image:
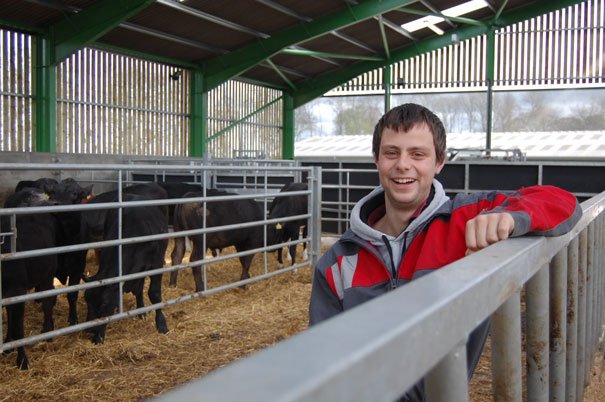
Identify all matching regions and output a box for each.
[308,250,344,326]
[485,185,582,237]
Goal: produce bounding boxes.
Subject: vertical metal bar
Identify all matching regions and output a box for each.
[0,216,4,353]
[526,264,549,402]
[596,213,605,342]
[310,166,322,271]
[485,28,495,153]
[585,222,595,387]
[425,341,469,402]
[576,228,588,402]
[118,171,124,314]
[262,169,268,275]
[565,237,579,401]
[491,289,522,402]
[549,247,567,401]
[383,64,391,113]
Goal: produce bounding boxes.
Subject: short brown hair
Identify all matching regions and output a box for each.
[372,103,447,163]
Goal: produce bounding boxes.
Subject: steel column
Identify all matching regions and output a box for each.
[526,264,550,402]
[425,341,469,402]
[549,248,567,401]
[491,290,522,402]
[190,69,206,157]
[383,64,391,113]
[585,222,595,387]
[34,36,56,152]
[576,229,588,401]
[565,237,579,401]
[309,165,322,271]
[282,92,295,160]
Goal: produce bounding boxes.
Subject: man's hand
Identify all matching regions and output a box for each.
[465,212,515,255]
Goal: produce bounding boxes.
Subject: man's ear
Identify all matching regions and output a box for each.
[435,159,446,175]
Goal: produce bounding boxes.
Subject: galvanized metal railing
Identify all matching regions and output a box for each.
[0,162,322,357]
[154,191,605,402]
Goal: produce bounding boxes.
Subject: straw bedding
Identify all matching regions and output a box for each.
[1,242,603,401]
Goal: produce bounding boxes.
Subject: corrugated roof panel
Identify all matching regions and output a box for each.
[295,131,605,160]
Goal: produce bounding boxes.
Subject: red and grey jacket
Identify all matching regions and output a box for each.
[309,180,582,324]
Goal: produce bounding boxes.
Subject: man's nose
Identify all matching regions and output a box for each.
[395,154,411,170]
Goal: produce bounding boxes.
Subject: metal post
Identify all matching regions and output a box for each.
[565,237,579,401]
[485,28,495,155]
[383,64,391,112]
[282,92,295,160]
[425,340,469,402]
[526,264,549,402]
[585,223,595,386]
[190,69,206,158]
[576,229,588,402]
[309,166,322,271]
[549,248,567,401]
[491,289,522,402]
[34,36,57,152]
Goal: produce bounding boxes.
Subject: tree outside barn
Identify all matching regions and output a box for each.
[295,88,605,140]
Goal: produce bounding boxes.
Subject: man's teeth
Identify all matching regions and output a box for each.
[394,178,414,184]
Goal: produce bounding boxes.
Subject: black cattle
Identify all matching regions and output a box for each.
[84,193,169,344]
[268,182,309,268]
[81,182,168,243]
[156,182,202,226]
[1,188,60,369]
[14,177,58,194]
[49,178,94,325]
[170,189,264,292]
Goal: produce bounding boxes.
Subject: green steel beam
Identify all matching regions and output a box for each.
[92,43,198,70]
[397,7,486,26]
[190,69,206,157]
[282,93,295,160]
[494,0,510,20]
[266,59,297,90]
[0,19,46,35]
[202,0,418,92]
[34,36,56,153]
[49,0,155,64]
[377,15,391,59]
[282,48,384,62]
[292,0,585,108]
[207,96,283,141]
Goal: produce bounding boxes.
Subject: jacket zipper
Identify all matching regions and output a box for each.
[381,235,399,290]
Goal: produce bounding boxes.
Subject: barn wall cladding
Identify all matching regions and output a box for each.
[0,32,283,159]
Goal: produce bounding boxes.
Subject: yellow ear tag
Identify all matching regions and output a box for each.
[275,223,282,230]
[43,193,50,200]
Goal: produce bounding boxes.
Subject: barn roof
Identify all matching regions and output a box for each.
[294,131,605,160]
[0,0,584,107]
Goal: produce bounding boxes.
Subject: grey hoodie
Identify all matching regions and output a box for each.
[349,179,450,272]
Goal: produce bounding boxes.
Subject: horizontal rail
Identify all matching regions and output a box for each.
[154,191,605,402]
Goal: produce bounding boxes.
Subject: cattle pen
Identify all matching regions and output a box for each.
[0,161,322,367]
[1,159,605,401]
[154,190,605,402]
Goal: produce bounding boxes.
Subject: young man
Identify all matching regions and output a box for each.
[308,103,582,401]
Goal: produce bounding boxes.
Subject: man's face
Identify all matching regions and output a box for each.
[374,123,444,213]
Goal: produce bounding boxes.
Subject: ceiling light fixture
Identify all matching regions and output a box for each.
[401,0,488,34]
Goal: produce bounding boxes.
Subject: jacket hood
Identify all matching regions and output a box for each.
[349,179,450,246]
